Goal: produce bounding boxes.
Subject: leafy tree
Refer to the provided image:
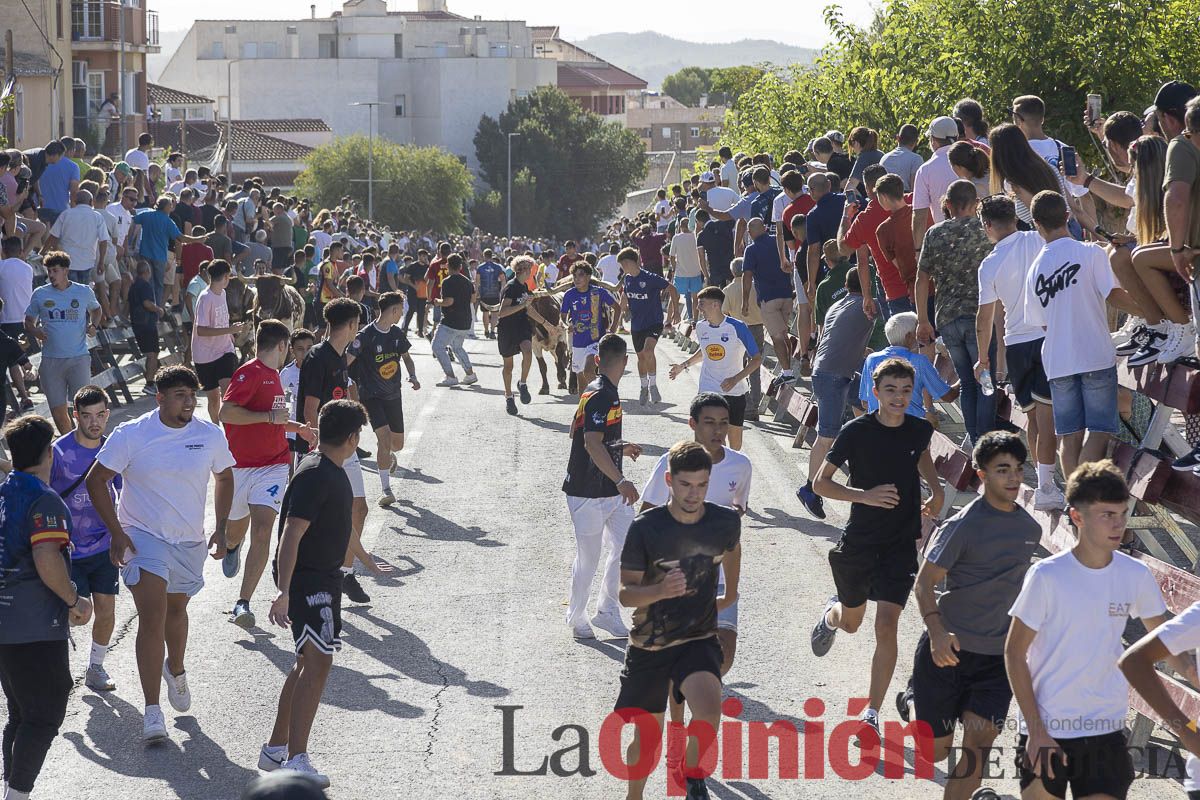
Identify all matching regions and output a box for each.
[296,135,473,233]
[662,67,712,107]
[475,87,646,238]
[470,168,543,235]
[707,66,766,106]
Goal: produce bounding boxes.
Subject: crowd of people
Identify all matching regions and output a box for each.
[1,78,1200,800]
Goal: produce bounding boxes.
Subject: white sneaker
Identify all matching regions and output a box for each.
[378,490,396,507]
[1157,321,1197,364]
[1033,483,1067,512]
[280,752,331,788]
[258,743,287,771]
[143,706,168,745]
[436,376,459,387]
[1126,323,1170,366]
[571,623,595,640]
[591,610,630,638]
[460,373,479,385]
[162,659,191,712]
[1113,315,1147,350]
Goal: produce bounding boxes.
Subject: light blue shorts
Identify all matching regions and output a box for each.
[674,275,704,295]
[120,527,207,597]
[1049,366,1119,436]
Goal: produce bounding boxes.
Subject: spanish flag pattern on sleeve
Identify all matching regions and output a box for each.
[29,508,71,549]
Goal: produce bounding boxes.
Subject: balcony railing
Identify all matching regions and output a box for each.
[72,1,158,48]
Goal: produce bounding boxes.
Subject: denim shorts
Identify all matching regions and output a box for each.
[1049,366,1119,436]
[673,275,703,295]
[812,370,853,438]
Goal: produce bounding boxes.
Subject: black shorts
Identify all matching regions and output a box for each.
[1005,337,1051,410]
[828,534,918,609]
[497,325,531,359]
[632,325,663,354]
[70,550,120,596]
[481,295,500,307]
[0,322,25,341]
[289,436,306,453]
[195,351,238,391]
[910,631,1011,739]
[133,324,158,355]
[1016,730,1134,799]
[614,636,724,714]
[362,395,404,432]
[288,575,343,656]
[724,393,748,427]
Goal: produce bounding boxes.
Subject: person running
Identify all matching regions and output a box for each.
[615,246,679,406]
[192,259,250,421]
[431,254,479,387]
[616,440,741,800]
[346,291,420,507]
[898,431,1040,800]
[218,321,317,629]
[0,414,92,800]
[48,385,121,693]
[560,263,619,392]
[1006,460,1181,800]
[563,334,642,640]
[86,365,237,745]
[487,256,547,415]
[810,357,943,740]
[298,298,382,605]
[260,399,368,788]
[668,286,762,451]
[475,248,505,339]
[280,329,316,474]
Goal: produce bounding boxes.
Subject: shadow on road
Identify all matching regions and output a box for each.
[745,507,843,543]
[384,500,505,547]
[391,466,443,485]
[574,637,627,663]
[517,415,571,435]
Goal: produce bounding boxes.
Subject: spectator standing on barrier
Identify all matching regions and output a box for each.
[837,164,893,319]
[129,197,207,306]
[741,218,796,396]
[881,124,924,192]
[911,116,961,251]
[33,140,79,227]
[45,189,108,289]
[859,312,958,424]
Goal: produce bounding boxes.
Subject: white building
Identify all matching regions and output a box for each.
[158,0,557,173]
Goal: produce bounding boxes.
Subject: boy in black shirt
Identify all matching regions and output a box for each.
[262,399,367,787]
[487,257,547,415]
[617,441,741,800]
[810,357,943,740]
[346,291,419,506]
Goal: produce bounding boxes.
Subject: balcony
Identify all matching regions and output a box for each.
[72,2,161,52]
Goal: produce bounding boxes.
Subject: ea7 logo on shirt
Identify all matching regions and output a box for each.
[1033,262,1082,307]
[185,443,206,451]
[1109,602,1133,617]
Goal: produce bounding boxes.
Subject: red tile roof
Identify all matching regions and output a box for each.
[557,62,647,91]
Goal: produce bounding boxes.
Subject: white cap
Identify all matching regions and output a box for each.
[928,116,960,140]
[699,171,716,183]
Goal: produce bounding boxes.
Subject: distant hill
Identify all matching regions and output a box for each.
[575,31,817,90]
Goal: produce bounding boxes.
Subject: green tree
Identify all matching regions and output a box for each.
[474,87,646,238]
[662,67,712,107]
[296,135,473,232]
[707,66,765,106]
[470,168,543,235]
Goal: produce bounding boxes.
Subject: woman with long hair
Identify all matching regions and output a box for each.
[948,141,990,197]
[845,126,883,196]
[988,123,1062,224]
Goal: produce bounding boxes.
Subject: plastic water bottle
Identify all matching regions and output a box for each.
[979,369,994,396]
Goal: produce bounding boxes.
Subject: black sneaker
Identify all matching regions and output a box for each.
[685,777,711,800]
[970,790,1001,800]
[518,382,531,404]
[895,688,913,722]
[356,446,372,459]
[796,483,826,519]
[766,373,795,397]
[342,573,370,604]
[506,396,518,415]
[1173,443,1200,472]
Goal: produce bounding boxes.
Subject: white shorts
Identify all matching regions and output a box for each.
[342,452,366,498]
[571,344,598,373]
[98,260,121,285]
[230,463,290,519]
[120,527,207,597]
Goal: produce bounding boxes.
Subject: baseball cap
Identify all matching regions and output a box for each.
[927,116,959,141]
[740,172,754,188]
[1153,80,1198,114]
[114,161,131,175]
[825,130,845,145]
[699,171,716,183]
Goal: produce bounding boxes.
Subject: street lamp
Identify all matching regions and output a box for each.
[351,101,383,220]
[507,132,521,240]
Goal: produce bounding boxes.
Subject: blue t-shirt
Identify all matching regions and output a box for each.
[742,233,794,303]
[622,269,671,332]
[129,277,157,329]
[25,281,100,358]
[561,285,617,348]
[726,190,759,222]
[38,158,80,213]
[858,345,952,417]
[383,258,401,280]
[0,471,72,644]
[133,208,182,262]
[477,261,504,299]
[750,187,782,223]
[805,192,847,255]
[50,433,121,559]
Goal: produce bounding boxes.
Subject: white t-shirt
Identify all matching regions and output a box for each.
[720,159,739,188]
[543,261,559,286]
[97,409,236,544]
[98,207,119,267]
[654,199,672,226]
[670,232,703,278]
[1009,549,1166,738]
[597,254,621,285]
[165,165,182,184]
[106,201,133,250]
[1124,179,1137,236]
[977,230,1045,346]
[49,205,108,271]
[0,258,34,324]
[1026,137,1089,198]
[695,316,760,398]
[706,186,739,213]
[912,146,958,222]
[771,191,789,224]
[1024,237,1118,380]
[1155,601,1200,791]
[641,446,752,509]
[280,361,300,441]
[310,230,333,260]
[123,148,151,172]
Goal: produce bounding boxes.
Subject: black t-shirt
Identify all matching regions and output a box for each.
[276,452,353,588]
[621,503,741,650]
[697,219,736,285]
[562,374,622,498]
[827,152,853,181]
[347,322,411,400]
[404,262,427,298]
[297,340,349,425]
[440,272,475,330]
[200,203,221,233]
[826,412,934,542]
[497,280,532,337]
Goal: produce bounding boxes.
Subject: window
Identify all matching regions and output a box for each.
[662,127,672,139]
[170,108,186,121]
[211,41,225,59]
[87,72,105,118]
[242,41,258,59]
[318,34,338,58]
[56,0,63,39]
[287,26,298,35]
[394,34,403,58]
[394,94,406,117]
[489,42,509,58]
[690,127,700,138]
[261,42,277,58]
[433,41,447,58]
[225,25,237,34]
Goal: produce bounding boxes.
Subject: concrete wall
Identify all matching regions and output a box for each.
[13,77,56,150]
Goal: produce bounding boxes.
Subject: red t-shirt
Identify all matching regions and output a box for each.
[181,242,214,286]
[426,257,449,300]
[557,253,577,275]
[843,199,905,300]
[781,194,817,257]
[875,202,918,298]
[222,359,289,468]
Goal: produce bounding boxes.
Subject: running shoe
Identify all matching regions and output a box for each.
[85,663,116,692]
[436,376,459,387]
[142,383,157,395]
[506,397,518,415]
[18,397,33,411]
[356,446,372,458]
[222,542,242,578]
[460,373,479,385]
[1173,443,1200,472]
[970,789,1002,800]
[591,610,629,638]
[766,372,795,397]
[1032,483,1067,512]
[1115,322,1150,357]
[649,385,662,404]
[854,712,881,748]
[796,483,826,520]
[162,659,191,712]
[639,386,649,406]
[1158,321,1197,364]
[1126,324,1169,366]
[571,623,595,640]
[343,572,370,604]
[280,753,331,788]
[143,706,168,745]
[685,777,711,799]
[810,595,839,657]
[230,599,255,629]
[258,744,287,772]
[378,490,396,507]
[895,686,913,722]
[517,382,531,404]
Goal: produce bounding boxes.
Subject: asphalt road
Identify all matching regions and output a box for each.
[22,327,1182,800]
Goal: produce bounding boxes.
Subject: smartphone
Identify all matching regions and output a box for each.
[1062,146,1078,177]
[1087,93,1102,126]
[1094,226,1116,243]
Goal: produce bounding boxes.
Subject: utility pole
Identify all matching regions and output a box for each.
[350,101,382,220]
[118,3,126,152]
[3,30,14,146]
[224,58,239,177]
[507,131,520,240]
